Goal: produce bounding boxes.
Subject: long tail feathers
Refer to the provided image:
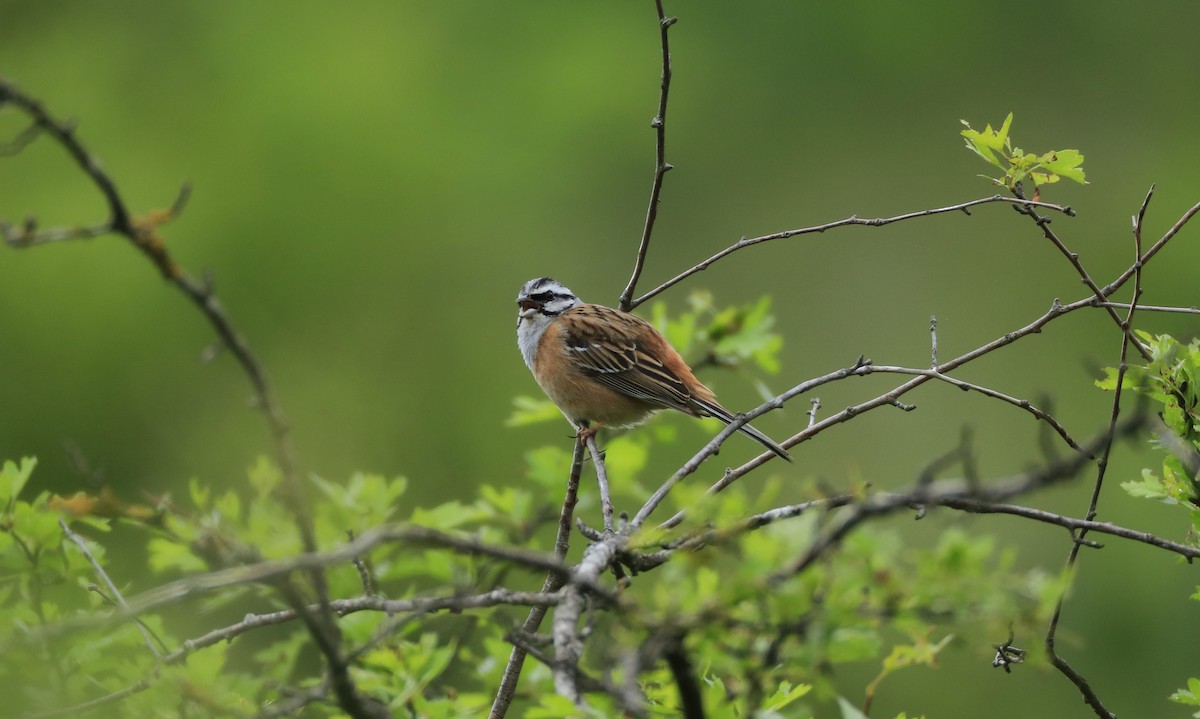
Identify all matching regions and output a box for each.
[692,399,792,462]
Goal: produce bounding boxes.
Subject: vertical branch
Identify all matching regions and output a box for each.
[618,0,676,312]
[663,635,706,719]
[586,435,615,533]
[1043,188,1153,719]
[489,441,585,719]
[551,538,622,707]
[0,78,386,719]
[1010,185,1152,362]
[58,519,162,658]
[928,315,938,368]
[0,78,301,526]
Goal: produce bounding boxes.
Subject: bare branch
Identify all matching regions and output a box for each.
[22,523,614,646]
[1,217,112,246]
[29,588,558,719]
[552,537,623,706]
[618,0,677,312]
[0,77,381,715]
[586,434,616,534]
[346,529,376,597]
[631,357,868,530]
[663,635,706,719]
[58,518,162,658]
[253,681,333,719]
[0,118,43,155]
[489,440,586,719]
[1094,301,1200,315]
[25,678,155,719]
[864,365,1094,458]
[929,314,939,368]
[1041,191,1153,719]
[1009,184,1151,364]
[628,195,1076,309]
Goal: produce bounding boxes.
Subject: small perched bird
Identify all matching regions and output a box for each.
[515,277,791,461]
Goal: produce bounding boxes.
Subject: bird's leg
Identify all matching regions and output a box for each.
[575,421,605,445]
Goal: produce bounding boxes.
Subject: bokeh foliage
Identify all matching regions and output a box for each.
[3,2,1200,717]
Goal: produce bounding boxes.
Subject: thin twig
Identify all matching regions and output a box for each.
[0,78,304,554]
[58,518,162,658]
[625,414,1153,573]
[0,117,43,155]
[1094,301,1199,315]
[763,421,1151,586]
[253,681,333,719]
[24,523,611,643]
[489,440,585,719]
[631,358,868,530]
[346,530,376,597]
[25,677,156,719]
[1042,189,1154,719]
[586,435,616,533]
[929,315,938,368]
[628,195,1076,309]
[863,365,1094,458]
[656,207,1200,526]
[552,536,623,706]
[618,0,676,312]
[1010,185,1151,363]
[0,78,381,716]
[31,588,559,719]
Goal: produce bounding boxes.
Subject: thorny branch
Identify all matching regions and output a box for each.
[618,0,676,312]
[21,522,616,644]
[645,188,1200,526]
[1041,186,1155,719]
[0,76,391,719]
[0,78,296,516]
[488,440,586,719]
[627,195,1076,310]
[7,4,1200,716]
[1011,183,1152,363]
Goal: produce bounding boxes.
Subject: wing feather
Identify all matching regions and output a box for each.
[560,305,695,413]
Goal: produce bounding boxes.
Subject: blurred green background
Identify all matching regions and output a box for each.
[3,2,1199,716]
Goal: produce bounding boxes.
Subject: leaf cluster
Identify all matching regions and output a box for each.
[0,295,1060,718]
[1098,331,1200,714]
[961,113,1087,192]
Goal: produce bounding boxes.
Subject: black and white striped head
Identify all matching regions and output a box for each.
[516,277,581,322]
[516,277,582,370]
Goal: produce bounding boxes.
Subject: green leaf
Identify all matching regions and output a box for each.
[601,434,648,484]
[763,681,812,710]
[960,113,1087,193]
[148,537,208,573]
[0,457,37,503]
[187,476,210,509]
[524,445,574,490]
[828,626,882,663]
[506,396,562,427]
[528,694,604,718]
[411,500,491,530]
[1122,469,1171,502]
[246,456,282,496]
[1169,676,1200,707]
[214,490,241,523]
[1040,149,1087,184]
[1095,366,1141,391]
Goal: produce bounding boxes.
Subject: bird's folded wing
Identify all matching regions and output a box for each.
[561,306,694,412]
